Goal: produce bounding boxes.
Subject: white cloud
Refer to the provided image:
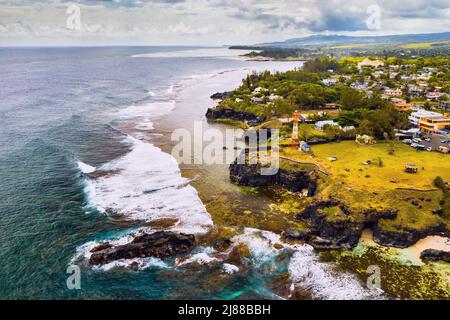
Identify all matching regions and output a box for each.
[0,0,449,45]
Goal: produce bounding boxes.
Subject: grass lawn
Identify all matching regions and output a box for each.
[280,140,450,230]
[281,140,450,191]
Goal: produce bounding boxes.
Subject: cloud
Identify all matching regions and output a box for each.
[0,0,449,45]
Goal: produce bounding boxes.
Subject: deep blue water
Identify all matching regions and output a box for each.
[0,47,268,299]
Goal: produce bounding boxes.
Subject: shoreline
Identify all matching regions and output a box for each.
[77,55,449,299]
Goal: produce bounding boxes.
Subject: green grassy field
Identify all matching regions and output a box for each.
[281,140,450,191]
[401,40,450,49]
[281,141,450,230]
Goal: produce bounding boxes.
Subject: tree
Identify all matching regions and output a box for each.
[340,87,367,110]
[298,124,313,142]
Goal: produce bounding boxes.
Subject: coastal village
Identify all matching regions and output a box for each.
[206,56,450,269]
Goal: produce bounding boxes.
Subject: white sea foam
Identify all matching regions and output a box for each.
[177,252,218,266]
[116,101,175,120]
[94,257,169,272]
[223,263,239,274]
[147,90,156,97]
[77,161,96,174]
[233,228,385,300]
[85,135,213,234]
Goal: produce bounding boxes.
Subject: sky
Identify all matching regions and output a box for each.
[0,0,449,46]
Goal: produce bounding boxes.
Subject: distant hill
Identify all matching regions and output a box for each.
[259,32,450,48]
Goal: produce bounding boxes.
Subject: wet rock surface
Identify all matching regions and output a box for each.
[373,223,450,248]
[229,161,317,194]
[420,249,450,263]
[89,231,196,265]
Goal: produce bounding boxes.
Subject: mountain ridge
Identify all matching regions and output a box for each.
[258,32,450,48]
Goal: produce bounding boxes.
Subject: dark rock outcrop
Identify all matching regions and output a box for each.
[282,228,312,242]
[229,161,317,194]
[89,231,195,265]
[205,107,265,125]
[210,91,232,100]
[372,223,449,248]
[420,249,450,263]
[213,238,232,252]
[90,242,112,253]
[296,201,398,250]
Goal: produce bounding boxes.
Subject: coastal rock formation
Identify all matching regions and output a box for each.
[282,228,312,242]
[420,249,450,263]
[89,231,196,265]
[210,91,232,100]
[296,201,397,250]
[205,107,265,125]
[372,223,450,248]
[229,161,317,194]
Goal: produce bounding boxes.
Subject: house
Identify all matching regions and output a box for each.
[419,114,450,134]
[390,72,399,79]
[394,102,412,112]
[402,128,421,138]
[438,100,450,111]
[342,126,355,132]
[315,120,340,131]
[322,78,339,86]
[268,94,281,101]
[355,134,375,145]
[409,109,442,126]
[320,103,340,110]
[253,87,268,94]
[389,65,400,71]
[357,59,384,70]
[251,96,265,104]
[401,75,412,82]
[408,86,423,98]
[383,88,403,97]
[426,92,446,100]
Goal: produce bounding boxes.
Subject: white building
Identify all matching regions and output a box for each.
[315,120,341,131]
[322,78,339,86]
[409,109,442,126]
[357,59,384,70]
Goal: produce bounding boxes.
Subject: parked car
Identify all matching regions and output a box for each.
[416,144,426,150]
[412,138,422,143]
[441,139,449,144]
[403,139,412,144]
[426,147,433,152]
[425,138,432,142]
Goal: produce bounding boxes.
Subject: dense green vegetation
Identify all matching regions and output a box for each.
[219,57,414,139]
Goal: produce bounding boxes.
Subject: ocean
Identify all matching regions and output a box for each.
[0,47,381,299]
